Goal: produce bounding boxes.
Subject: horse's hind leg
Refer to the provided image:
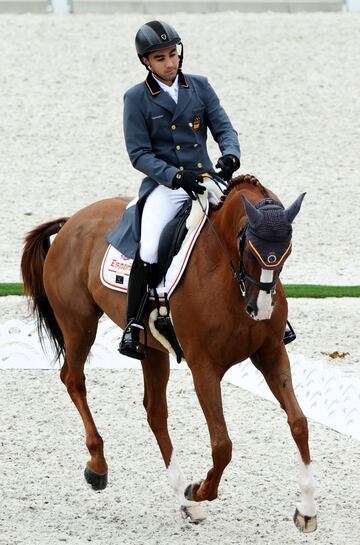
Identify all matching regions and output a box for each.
[58,313,108,491]
[141,347,205,523]
[251,346,317,533]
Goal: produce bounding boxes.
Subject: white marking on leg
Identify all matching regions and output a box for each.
[167,451,206,521]
[296,460,316,516]
[167,451,189,505]
[255,269,273,320]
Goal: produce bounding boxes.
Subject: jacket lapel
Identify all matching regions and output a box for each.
[145,72,176,115]
[172,72,192,122]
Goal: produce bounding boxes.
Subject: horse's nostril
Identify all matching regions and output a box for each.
[246,304,255,315]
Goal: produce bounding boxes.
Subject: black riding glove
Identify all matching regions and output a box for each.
[215,154,240,182]
[172,170,206,200]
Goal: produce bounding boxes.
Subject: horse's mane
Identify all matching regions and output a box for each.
[213,174,271,211]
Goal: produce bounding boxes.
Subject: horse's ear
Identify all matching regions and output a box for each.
[241,195,262,227]
[285,192,306,223]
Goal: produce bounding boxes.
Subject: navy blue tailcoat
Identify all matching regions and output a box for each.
[108,71,240,257]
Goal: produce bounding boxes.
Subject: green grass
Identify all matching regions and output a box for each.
[1,283,359,298]
[284,284,360,298]
[0,283,24,296]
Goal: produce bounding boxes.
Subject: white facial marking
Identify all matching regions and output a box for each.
[255,269,274,320]
[296,460,316,517]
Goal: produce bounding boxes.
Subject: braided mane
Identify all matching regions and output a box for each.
[214,174,270,211]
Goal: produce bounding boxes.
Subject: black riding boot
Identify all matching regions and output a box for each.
[118,254,152,360]
[284,320,296,345]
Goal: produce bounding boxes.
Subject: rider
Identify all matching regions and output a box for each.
[108,20,241,359]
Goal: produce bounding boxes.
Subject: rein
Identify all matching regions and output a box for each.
[196,196,243,290]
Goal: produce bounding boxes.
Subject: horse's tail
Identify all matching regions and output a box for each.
[21,218,69,361]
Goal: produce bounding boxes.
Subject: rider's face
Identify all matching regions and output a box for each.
[143,46,180,85]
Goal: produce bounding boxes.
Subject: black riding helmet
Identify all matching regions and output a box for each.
[135,20,184,69]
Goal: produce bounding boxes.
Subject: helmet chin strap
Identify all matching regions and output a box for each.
[178,42,184,69]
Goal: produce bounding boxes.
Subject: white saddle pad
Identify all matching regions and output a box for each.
[100,180,222,298]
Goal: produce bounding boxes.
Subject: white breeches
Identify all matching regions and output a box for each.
[139,184,190,264]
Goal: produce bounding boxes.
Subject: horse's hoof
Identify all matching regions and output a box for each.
[180,505,206,524]
[184,483,193,501]
[293,508,317,533]
[84,467,108,491]
[184,481,202,501]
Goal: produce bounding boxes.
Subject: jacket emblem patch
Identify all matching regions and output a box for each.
[193,116,201,131]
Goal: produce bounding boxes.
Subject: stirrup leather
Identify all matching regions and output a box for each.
[153,290,184,363]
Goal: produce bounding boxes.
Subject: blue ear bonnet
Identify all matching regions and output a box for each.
[246,199,292,269]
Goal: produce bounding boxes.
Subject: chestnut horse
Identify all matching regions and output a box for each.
[21,175,317,532]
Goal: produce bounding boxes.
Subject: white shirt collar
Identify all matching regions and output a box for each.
[154,74,179,104]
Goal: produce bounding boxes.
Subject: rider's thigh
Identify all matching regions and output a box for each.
[139,185,189,263]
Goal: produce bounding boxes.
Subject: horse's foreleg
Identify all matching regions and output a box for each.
[185,366,232,503]
[60,325,108,491]
[141,348,205,523]
[252,348,317,533]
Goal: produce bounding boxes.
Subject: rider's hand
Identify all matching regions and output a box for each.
[172,170,206,200]
[215,154,240,182]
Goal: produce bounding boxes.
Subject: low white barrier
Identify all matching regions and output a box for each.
[1,318,359,441]
[0,0,344,13]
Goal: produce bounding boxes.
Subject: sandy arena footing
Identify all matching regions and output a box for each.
[1,11,359,544]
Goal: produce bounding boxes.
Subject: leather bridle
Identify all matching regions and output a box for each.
[233,226,278,296]
[197,197,284,298]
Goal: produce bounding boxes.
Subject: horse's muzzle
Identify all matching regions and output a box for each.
[246,298,273,321]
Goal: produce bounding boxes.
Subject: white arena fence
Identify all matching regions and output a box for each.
[1,317,359,441]
[0,0,354,15]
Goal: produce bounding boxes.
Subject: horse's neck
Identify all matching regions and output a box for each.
[213,190,247,252]
[190,201,242,286]
[217,184,272,231]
